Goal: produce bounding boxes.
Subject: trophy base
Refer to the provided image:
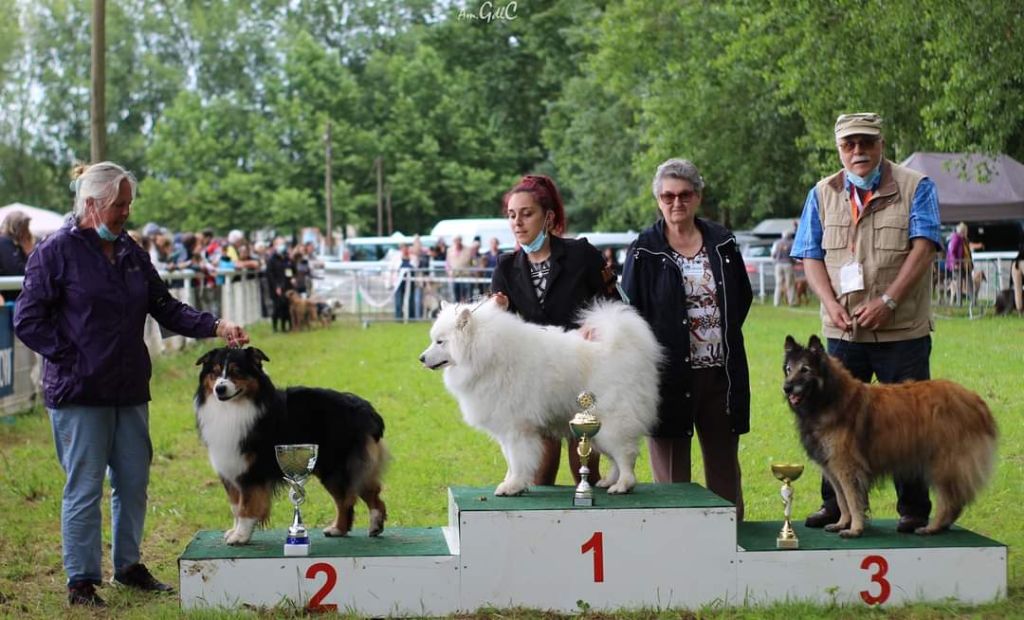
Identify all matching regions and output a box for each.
[284,542,311,556]
[284,535,311,556]
[573,495,594,507]
[776,537,799,550]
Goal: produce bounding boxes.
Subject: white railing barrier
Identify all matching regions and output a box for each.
[741,254,1018,306]
[0,268,264,416]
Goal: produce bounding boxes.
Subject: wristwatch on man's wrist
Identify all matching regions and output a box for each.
[881,293,898,311]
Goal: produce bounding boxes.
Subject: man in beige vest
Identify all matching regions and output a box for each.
[790,113,943,533]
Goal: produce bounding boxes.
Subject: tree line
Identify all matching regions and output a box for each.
[0,0,1020,235]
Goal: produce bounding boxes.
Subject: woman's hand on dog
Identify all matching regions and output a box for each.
[216,319,250,347]
[492,292,509,310]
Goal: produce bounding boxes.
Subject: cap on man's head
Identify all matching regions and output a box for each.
[834,113,883,139]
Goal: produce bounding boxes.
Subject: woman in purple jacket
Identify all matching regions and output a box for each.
[14,162,249,607]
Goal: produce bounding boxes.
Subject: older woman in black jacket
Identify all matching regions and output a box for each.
[622,159,752,520]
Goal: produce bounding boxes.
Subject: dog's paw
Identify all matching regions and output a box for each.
[494,480,527,496]
[594,477,616,488]
[224,530,251,545]
[605,481,634,494]
[914,525,946,536]
[323,526,349,537]
[838,528,863,539]
[223,528,236,541]
[368,510,385,537]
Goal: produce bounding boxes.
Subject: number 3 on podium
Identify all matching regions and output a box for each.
[581,532,604,583]
[860,554,891,605]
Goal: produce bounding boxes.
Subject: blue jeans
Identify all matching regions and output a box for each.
[49,404,152,586]
[818,336,933,519]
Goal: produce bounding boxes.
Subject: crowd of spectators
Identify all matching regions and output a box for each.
[0,209,326,329]
[391,235,506,318]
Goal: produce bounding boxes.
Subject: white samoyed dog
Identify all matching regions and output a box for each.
[419,298,661,496]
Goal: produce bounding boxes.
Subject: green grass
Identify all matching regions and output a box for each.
[0,305,1022,618]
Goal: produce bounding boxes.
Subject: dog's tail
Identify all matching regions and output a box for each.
[930,388,998,528]
[578,300,663,362]
[956,394,998,503]
[576,301,663,432]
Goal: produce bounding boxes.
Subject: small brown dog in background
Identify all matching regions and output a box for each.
[286,290,319,330]
[794,278,810,305]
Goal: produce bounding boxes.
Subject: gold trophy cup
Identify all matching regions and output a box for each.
[569,391,602,507]
[771,463,804,549]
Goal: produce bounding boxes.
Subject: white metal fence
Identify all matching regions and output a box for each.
[0,268,264,416]
[743,254,1020,308]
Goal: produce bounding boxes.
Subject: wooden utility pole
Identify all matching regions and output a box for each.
[375,157,383,236]
[386,184,393,234]
[324,121,333,254]
[90,0,106,162]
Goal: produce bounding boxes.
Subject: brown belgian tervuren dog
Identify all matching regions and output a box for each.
[782,335,997,538]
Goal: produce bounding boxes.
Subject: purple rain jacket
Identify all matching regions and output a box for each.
[14,219,218,408]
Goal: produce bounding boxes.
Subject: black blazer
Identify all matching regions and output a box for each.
[490,235,618,329]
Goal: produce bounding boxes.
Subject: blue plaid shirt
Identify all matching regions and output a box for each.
[791,174,942,260]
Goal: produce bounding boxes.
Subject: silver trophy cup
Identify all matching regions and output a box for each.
[275,443,319,556]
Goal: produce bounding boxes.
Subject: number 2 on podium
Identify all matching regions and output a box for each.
[306,562,339,612]
[581,531,604,583]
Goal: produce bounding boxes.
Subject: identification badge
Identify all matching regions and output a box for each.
[682,263,704,279]
[839,261,864,295]
[285,268,294,278]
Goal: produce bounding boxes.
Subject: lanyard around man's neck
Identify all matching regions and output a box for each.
[847,184,874,252]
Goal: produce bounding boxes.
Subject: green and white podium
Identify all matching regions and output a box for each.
[179,484,1006,613]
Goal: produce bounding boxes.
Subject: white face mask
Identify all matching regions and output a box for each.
[88,201,119,241]
[521,226,547,253]
[521,214,552,253]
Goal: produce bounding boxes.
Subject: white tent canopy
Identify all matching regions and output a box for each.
[0,203,69,238]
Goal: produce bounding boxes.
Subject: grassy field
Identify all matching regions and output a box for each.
[0,304,1021,618]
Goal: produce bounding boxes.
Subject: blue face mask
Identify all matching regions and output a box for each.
[96,223,119,241]
[846,165,881,191]
[520,226,547,254]
[276,244,287,255]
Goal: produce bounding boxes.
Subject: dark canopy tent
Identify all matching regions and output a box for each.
[900,152,1024,223]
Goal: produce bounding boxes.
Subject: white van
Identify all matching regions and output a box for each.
[430,218,515,250]
[342,232,435,263]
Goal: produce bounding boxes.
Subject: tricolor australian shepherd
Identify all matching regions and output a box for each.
[195,346,388,545]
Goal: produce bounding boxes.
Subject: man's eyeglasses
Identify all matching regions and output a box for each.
[838,137,880,152]
[659,190,698,205]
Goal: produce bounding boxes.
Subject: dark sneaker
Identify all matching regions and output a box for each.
[804,505,840,528]
[112,563,175,593]
[68,582,105,607]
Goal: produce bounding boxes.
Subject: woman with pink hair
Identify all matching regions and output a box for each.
[490,174,619,487]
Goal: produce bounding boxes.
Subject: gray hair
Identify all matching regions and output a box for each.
[652,158,704,198]
[71,161,137,218]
